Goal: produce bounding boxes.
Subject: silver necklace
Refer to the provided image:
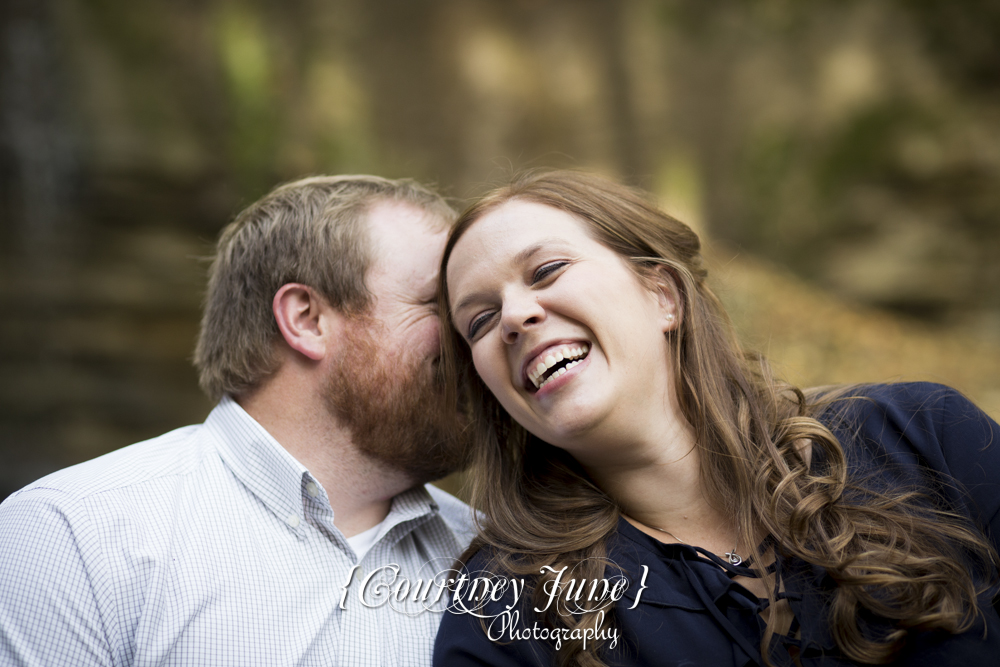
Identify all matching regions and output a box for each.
[652,526,743,567]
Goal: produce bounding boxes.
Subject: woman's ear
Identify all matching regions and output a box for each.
[272,283,340,360]
[648,265,682,333]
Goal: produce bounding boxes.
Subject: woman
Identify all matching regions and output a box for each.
[433,170,1000,667]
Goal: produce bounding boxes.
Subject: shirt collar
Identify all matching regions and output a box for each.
[203,396,440,540]
[383,485,440,536]
[204,395,311,535]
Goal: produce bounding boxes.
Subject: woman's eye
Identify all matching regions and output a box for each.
[468,312,496,339]
[532,261,568,284]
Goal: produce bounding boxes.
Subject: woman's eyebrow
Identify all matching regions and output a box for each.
[452,238,572,314]
[452,290,487,316]
[512,238,570,265]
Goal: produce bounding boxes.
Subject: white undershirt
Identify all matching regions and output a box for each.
[345,522,383,562]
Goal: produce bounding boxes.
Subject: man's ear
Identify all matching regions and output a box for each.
[648,265,682,333]
[272,283,340,360]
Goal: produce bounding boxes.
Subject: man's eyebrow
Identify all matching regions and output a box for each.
[451,238,570,315]
[420,272,439,300]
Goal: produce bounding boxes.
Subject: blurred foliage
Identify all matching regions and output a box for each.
[712,244,1000,419]
[901,0,1000,90]
[1,0,998,498]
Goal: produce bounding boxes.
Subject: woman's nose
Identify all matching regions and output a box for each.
[500,296,545,344]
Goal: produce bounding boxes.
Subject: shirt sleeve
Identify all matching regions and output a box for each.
[937,386,1000,551]
[833,383,1000,553]
[0,489,114,667]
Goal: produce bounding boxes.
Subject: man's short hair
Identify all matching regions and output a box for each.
[194,175,456,401]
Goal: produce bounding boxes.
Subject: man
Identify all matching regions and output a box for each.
[0,176,473,666]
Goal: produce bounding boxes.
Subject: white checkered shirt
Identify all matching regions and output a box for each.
[0,396,474,666]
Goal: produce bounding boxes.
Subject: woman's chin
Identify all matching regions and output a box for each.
[523,402,613,454]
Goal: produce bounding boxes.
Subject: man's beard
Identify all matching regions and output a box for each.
[323,317,468,486]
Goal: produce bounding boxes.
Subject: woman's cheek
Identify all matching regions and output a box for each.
[472,347,502,395]
[480,349,520,408]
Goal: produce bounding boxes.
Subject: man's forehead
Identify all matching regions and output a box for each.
[363,200,448,293]
[365,199,449,238]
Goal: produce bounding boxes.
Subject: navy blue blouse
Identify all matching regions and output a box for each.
[433,383,1000,666]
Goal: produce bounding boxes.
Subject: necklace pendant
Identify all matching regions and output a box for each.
[725,551,743,567]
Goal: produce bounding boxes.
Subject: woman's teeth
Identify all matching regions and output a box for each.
[528,344,590,389]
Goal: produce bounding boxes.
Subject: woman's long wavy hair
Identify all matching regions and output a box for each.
[439,170,996,666]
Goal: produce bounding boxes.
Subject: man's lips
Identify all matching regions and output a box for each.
[522,341,591,391]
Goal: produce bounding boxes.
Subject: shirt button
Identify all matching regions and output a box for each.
[286,513,300,528]
[305,482,319,498]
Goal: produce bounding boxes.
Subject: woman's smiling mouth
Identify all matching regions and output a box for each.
[524,343,590,391]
